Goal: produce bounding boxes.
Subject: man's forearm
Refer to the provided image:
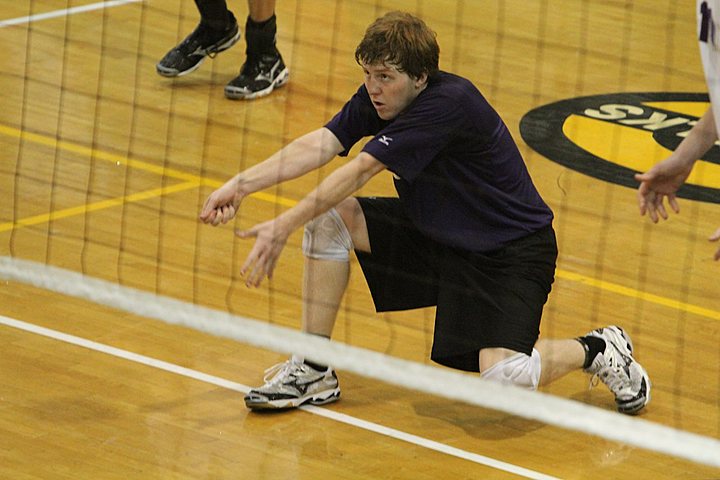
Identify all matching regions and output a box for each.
[234,127,343,197]
[275,152,386,234]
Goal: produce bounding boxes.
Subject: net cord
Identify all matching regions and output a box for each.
[1,254,719,468]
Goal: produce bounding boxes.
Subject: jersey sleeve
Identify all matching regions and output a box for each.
[324,86,386,157]
[361,93,467,182]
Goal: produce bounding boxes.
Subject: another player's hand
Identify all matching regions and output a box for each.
[237,219,290,287]
[710,227,720,261]
[199,176,243,226]
[634,158,693,223]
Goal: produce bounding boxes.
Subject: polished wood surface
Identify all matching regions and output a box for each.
[2,0,719,478]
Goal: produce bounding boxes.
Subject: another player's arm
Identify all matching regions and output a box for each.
[200,127,343,225]
[670,107,718,165]
[635,108,717,222]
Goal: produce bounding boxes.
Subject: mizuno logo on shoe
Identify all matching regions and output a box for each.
[255,59,282,82]
[244,359,340,409]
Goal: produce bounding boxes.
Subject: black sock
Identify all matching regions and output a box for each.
[245,14,278,56]
[195,0,235,31]
[576,336,606,369]
[304,359,328,372]
[247,14,275,31]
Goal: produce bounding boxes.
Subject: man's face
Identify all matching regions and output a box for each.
[362,62,427,120]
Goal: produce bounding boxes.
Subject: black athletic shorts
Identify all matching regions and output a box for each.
[355,197,558,372]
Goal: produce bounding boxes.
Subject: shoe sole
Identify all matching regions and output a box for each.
[245,387,340,410]
[224,67,290,100]
[156,58,206,78]
[155,29,242,78]
[617,375,651,415]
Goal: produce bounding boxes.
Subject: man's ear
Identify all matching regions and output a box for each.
[415,72,429,89]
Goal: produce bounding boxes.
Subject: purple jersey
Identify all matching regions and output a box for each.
[325,71,553,252]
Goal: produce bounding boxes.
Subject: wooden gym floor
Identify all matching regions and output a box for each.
[1,0,719,478]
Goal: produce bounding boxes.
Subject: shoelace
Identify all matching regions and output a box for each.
[240,55,280,78]
[590,365,631,395]
[262,360,305,386]
[176,27,209,54]
[179,24,232,56]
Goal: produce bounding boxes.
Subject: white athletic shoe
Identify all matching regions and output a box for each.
[244,355,340,410]
[584,326,651,414]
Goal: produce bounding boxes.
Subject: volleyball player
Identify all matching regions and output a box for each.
[156,0,288,100]
[635,0,720,261]
[200,11,651,414]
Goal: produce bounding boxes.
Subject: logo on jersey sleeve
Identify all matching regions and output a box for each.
[519,92,720,204]
[378,135,393,146]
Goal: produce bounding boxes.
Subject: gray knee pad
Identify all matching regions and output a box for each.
[302,208,354,261]
[480,349,542,390]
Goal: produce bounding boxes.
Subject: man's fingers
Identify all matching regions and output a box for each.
[200,209,216,224]
[637,190,648,216]
[235,228,257,239]
[634,172,651,183]
[245,254,269,287]
[239,239,272,287]
[221,205,236,223]
[709,227,720,242]
[712,228,720,261]
[199,199,213,220]
[239,241,260,276]
[268,256,279,279]
[200,204,235,226]
[645,201,659,223]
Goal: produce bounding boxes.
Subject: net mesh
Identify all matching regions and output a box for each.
[2,0,720,470]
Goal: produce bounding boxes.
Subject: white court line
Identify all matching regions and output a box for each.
[0,0,142,28]
[2,256,720,469]
[0,314,558,480]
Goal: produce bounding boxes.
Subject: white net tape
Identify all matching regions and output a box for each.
[2,255,719,468]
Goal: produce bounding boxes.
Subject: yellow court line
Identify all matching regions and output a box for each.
[2,123,718,321]
[556,270,720,321]
[0,124,295,207]
[0,181,200,233]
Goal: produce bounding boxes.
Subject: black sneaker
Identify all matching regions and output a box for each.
[156,19,241,77]
[224,52,289,100]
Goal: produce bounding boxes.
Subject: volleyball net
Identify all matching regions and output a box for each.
[2,0,720,471]
[0,254,719,468]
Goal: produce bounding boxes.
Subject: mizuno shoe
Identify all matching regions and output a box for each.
[583,325,651,414]
[156,16,240,77]
[224,51,289,99]
[244,355,340,410]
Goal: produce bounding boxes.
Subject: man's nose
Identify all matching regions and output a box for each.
[366,78,381,94]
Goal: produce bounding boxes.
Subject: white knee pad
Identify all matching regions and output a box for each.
[302,208,354,261]
[480,349,541,390]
